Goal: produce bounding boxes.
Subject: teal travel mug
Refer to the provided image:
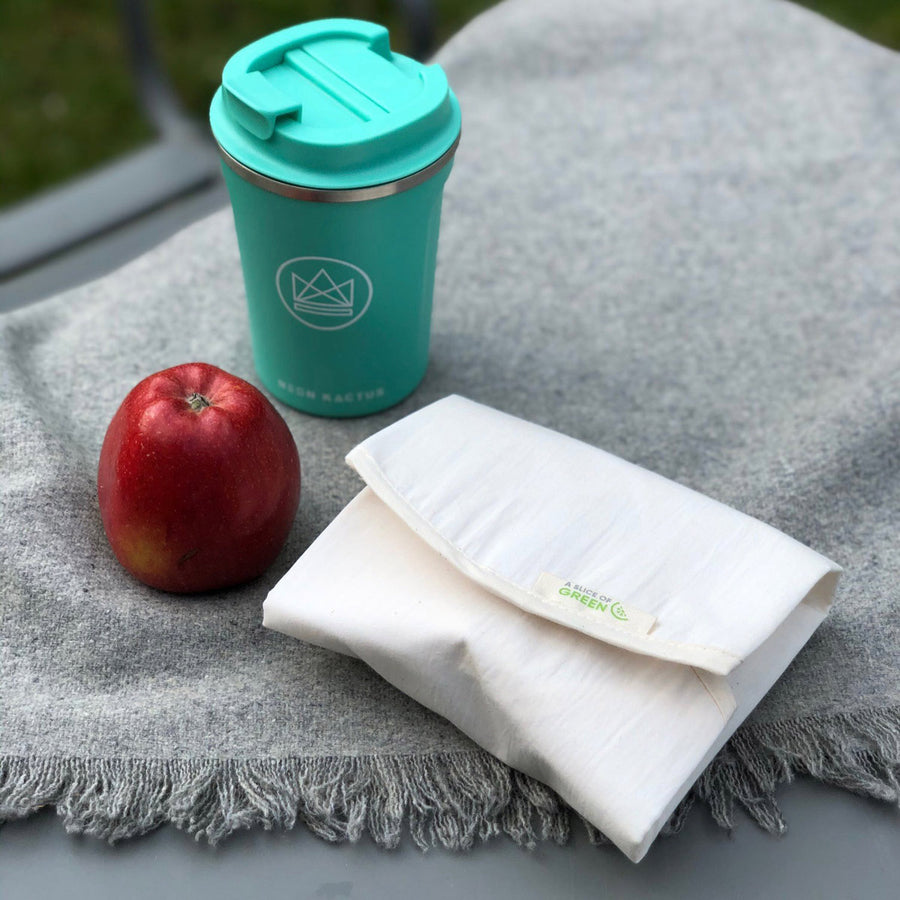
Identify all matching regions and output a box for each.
[210,19,461,417]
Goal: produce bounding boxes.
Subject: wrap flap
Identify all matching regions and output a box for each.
[346,396,840,676]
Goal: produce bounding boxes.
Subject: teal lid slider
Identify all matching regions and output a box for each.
[210,19,461,191]
[223,72,301,141]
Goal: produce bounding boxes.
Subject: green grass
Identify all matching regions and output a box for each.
[803,0,900,49]
[1,0,897,210]
[0,0,155,209]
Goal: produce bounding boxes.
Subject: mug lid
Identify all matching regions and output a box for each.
[209,19,461,191]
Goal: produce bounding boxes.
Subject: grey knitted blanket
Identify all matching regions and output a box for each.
[2,0,898,848]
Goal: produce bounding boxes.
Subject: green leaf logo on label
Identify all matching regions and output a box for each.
[531,572,658,636]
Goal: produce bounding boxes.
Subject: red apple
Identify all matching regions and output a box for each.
[98,362,300,593]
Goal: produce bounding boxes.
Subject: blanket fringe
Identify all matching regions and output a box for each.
[1,707,897,848]
[692,706,900,835]
[0,752,569,848]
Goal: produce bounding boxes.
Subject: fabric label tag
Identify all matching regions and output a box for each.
[532,572,657,636]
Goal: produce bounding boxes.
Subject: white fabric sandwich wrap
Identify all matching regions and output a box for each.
[264,395,841,862]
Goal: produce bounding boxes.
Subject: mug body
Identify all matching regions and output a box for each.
[222,161,452,416]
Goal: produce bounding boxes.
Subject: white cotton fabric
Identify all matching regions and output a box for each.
[263,395,841,861]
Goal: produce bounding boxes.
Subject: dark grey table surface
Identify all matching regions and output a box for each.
[2,778,897,899]
[1,179,897,899]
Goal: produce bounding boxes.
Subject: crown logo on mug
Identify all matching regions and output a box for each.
[275,256,373,332]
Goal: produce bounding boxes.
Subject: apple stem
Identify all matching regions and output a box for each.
[186,392,213,412]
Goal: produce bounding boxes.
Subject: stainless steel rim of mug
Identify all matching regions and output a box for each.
[217,133,461,203]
